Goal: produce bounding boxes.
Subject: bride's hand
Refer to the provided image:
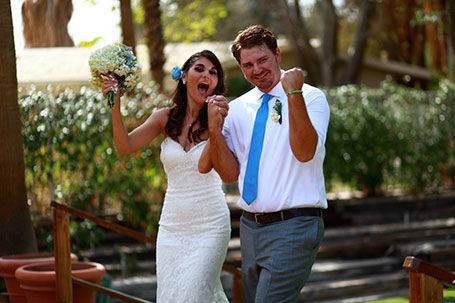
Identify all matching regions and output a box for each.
[206,95,228,132]
[101,74,121,97]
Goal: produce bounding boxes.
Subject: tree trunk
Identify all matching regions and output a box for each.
[380,0,425,66]
[424,0,447,74]
[279,0,322,85]
[446,0,455,80]
[0,0,38,256]
[142,0,166,90]
[22,0,74,48]
[321,0,338,86]
[341,0,375,84]
[120,0,136,53]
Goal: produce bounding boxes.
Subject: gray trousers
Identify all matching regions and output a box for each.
[240,214,324,303]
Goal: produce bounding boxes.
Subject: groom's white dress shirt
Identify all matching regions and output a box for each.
[223,82,330,213]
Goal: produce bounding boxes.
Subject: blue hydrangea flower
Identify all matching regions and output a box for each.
[171,66,183,81]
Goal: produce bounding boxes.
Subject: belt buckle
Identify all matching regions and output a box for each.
[254,213,261,224]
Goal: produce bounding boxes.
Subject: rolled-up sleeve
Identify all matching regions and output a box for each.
[304,89,330,157]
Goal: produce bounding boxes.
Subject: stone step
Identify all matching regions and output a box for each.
[226,219,455,261]
[96,193,455,246]
[102,255,402,285]
[80,243,155,264]
[395,238,455,270]
[300,271,408,302]
[107,269,408,303]
[309,257,401,282]
[84,218,455,264]
[104,259,156,277]
[225,191,455,227]
[109,271,236,303]
[316,289,408,303]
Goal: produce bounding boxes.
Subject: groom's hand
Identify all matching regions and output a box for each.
[281,68,305,94]
[207,95,229,132]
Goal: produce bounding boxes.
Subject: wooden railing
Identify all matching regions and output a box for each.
[403,256,455,303]
[51,201,244,303]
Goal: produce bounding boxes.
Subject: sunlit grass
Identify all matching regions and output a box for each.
[366,289,455,303]
[366,298,407,303]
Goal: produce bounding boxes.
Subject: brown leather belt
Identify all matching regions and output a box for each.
[242,208,322,225]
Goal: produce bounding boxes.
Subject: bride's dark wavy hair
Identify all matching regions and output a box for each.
[165,50,225,143]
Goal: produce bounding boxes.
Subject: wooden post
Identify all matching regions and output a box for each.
[53,207,73,303]
[409,271,443,303]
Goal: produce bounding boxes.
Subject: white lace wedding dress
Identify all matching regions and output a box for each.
[156,137,231,303]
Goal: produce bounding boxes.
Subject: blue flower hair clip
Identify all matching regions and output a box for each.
[171,66,183,81]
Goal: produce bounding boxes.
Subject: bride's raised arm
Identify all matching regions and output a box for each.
[104,80,169,155]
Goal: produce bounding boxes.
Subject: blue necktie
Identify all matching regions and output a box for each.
[242,93,271,204]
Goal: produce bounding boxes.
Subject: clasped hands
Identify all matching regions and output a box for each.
[206,95,229,132]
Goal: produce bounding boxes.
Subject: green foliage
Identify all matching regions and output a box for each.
[78,37,102,48]
[69,219,105,254]
[162,0,228,42]
[226,75,252,97]
[411,9,441,26]
[20,82,171,238]
[325,79,454,195]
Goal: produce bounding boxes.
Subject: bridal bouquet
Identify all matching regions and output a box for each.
[89,43,141,108]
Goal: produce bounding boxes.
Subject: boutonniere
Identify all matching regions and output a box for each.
[271,99,282,124]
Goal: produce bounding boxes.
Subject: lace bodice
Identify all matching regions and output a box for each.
[160,137,222,195]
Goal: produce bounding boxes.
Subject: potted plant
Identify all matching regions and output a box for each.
[15,261,105,303]
[0,253,77,303]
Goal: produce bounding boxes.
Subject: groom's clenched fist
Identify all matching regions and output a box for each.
[207,95,229,132]
[281,68,305,94]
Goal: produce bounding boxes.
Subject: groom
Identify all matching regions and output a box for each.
[201,25,330,302]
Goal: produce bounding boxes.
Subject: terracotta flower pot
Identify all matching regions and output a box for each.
[15,261,105,303]
[0,252,77,303]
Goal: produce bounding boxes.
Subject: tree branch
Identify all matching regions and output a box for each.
[281,0,322,84]
[341,0,375,84]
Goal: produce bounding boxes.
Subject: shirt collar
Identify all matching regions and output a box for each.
[254,81,286,102]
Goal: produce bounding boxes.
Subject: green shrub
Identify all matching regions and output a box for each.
[20,82,170,238]
[325,79,454,195]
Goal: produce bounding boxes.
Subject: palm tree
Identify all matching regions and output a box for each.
[142,0,166,90]
[120,0,137,53]
[447,0,455,81]
[0,0,38,255]
[22,0,74,47]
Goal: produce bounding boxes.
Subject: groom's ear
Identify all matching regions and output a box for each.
[275,48,281,65]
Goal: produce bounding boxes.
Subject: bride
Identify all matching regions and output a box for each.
[102,50,231,302]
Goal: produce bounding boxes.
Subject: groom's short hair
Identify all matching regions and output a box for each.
[231,25,278,63]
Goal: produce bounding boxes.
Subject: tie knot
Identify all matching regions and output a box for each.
[261,93,271,104]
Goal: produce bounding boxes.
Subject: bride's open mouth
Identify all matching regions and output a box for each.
[197,82,210,96]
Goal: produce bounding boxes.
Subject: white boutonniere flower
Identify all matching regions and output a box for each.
[271,99,282,124]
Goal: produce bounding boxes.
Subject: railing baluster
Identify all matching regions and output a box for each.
[53,206,73,303]
[403,256,455,303]
[408,271,443,303]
